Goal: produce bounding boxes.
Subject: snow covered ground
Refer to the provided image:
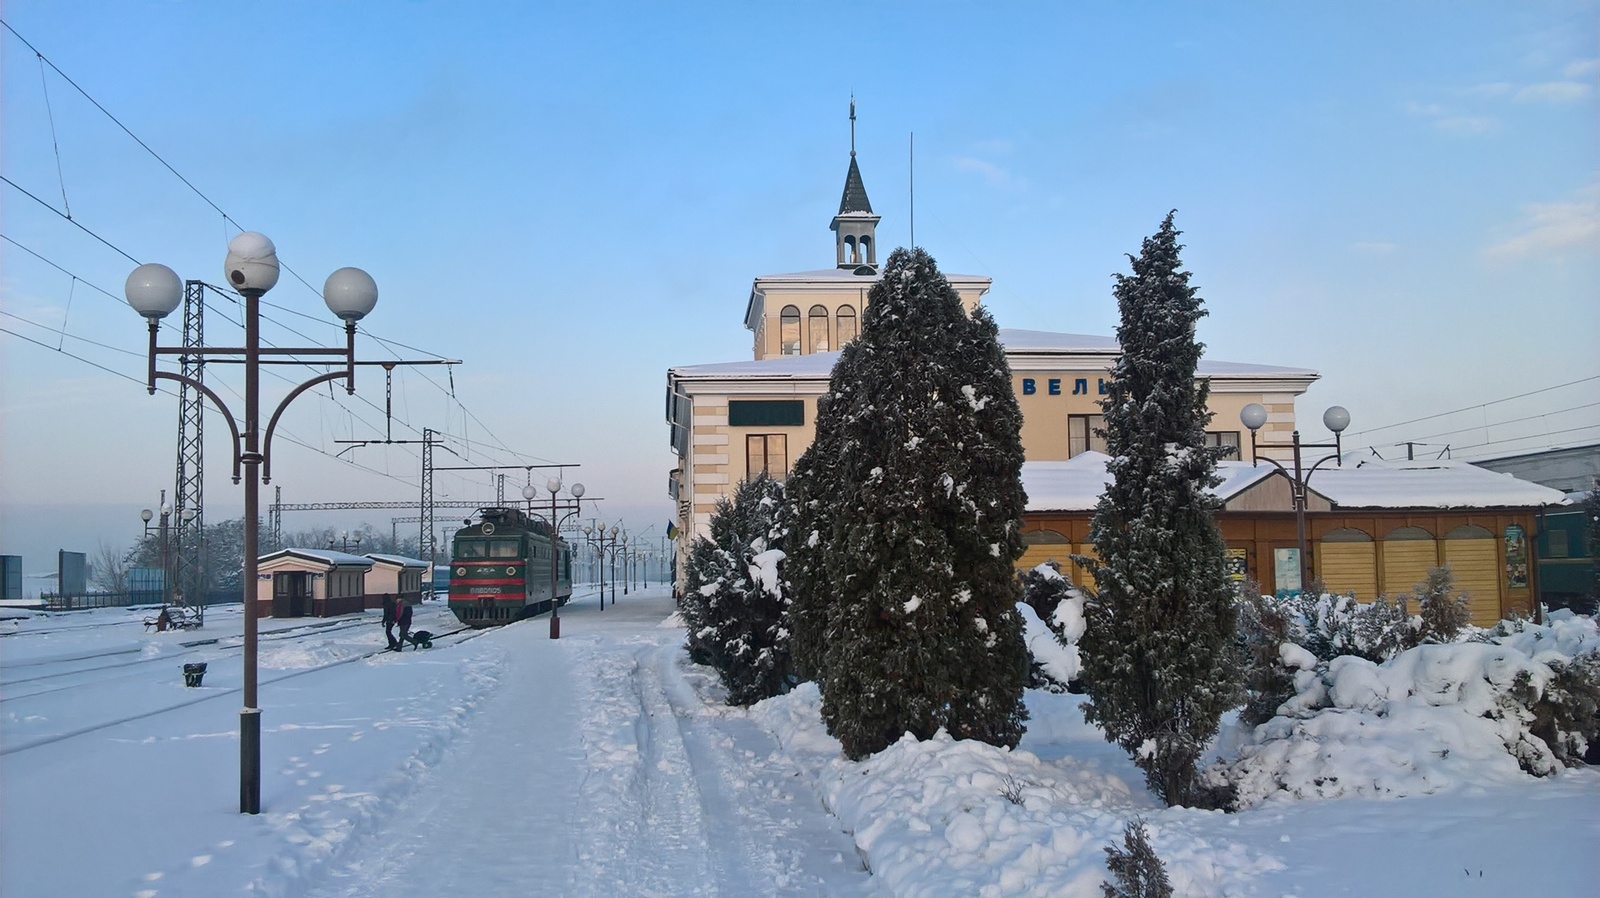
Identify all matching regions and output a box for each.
[2,587,1597,897]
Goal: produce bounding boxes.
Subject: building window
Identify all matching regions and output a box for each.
[1068,414,1107,457]
[1205,430,1241,459]
[747,434,788,481]
[836,304,858,345]
[1548,529,1569,558]
[729,400,804,427]
[808,305,830,352]
[780,305,801,355]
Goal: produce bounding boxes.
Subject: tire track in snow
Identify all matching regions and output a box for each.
[568,639,717,896]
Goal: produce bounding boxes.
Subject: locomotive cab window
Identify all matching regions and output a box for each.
[489,539,521,559]
[456,540,488,559]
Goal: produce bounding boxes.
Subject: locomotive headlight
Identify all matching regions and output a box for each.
[455,566,466,577]
[506,566,518,577]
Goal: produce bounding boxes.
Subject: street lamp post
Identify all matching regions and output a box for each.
[1239,403,1350,595]
[582,522,608,609]
[128,231,398,815]
[521,479,585,639]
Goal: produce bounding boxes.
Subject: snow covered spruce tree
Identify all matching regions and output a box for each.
[784,387,850,684]
[1078,212,1240,808]
[678,474,793,705]
[792,246,1031,760]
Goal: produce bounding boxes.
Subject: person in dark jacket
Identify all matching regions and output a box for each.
[381,594,399,650]
[394,595,413,651]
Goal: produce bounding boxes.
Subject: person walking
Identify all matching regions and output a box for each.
[394,594,414,651]
[382,593,399,650]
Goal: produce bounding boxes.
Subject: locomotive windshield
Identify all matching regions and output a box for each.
[454,538,521,559]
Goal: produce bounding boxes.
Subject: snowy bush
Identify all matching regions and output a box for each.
[1234,585,1298,728]
[1208,611,1600,807]
[678,475,793,706]
[1020,563,1086,692]
[1411,566,1471,645]
[1101,818,1173,898]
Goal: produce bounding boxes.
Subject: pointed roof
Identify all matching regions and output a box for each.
[838,155,873,215]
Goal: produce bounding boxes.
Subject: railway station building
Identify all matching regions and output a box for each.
[664,130,1563,619]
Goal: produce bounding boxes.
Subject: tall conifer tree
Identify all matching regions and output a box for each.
[1078,212,1240,807]
[793,246,1030,760]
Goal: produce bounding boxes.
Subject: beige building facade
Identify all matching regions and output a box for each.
[665,139,1318,583]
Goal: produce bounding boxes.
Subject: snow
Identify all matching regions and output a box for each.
[3,589,1597,898]
[1022,451,1565,512]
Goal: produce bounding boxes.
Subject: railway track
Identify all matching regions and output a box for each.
[0,614,486,757]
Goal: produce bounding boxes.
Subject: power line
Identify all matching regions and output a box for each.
[1345,375,1600,439]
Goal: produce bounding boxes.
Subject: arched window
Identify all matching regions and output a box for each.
[1443,524,1499,625]
[780,305,801,356]
[844,235,859,264]
[860,235,873,264]
[1318,527,1376,599]
[1382,526,1437,597]
[808,305,830,353]
[836,304,858,346]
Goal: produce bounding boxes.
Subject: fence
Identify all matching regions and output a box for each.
[38,590,236,612]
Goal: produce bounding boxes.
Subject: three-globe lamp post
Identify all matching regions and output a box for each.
[521,479,584,639]
[1239,402,1350,595]
[127,232,381,815]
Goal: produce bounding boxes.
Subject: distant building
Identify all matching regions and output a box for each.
[1470,443,1600,494]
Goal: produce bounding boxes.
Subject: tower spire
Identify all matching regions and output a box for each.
[832,96,880,271]
[850,94,856,157]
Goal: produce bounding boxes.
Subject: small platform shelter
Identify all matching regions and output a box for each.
[363,553,430,609]
[1020,452,1566,626]
[255,548,374,618]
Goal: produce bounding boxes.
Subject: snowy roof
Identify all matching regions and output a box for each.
[670,350,843,380]
[669,328,1317,383]
[1022,452,1276,512]
[1021,452,1565,513]
[1307,458,1569,509]
[749,268,991,285]
[364,553,430,570]
[259,548,375,568]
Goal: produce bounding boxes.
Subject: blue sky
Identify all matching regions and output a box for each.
[2,1,1596,570]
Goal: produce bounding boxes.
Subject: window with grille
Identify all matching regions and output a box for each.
[780,306,801,355]
[1205,430,1241,458]
[1068,414,1107,457]
[746,434,789,481]
[836,305,858,345]
[808,305,830,352]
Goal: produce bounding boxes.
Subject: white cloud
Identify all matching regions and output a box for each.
[1350,241,1396,255]
[1405,101,1496,135]
[1564,58,1600,78]
[1513,81,1592,103]
[952,156,1020,189]
[1485,180,1600,261]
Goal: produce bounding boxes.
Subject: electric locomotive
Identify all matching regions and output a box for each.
[447,507,572,628]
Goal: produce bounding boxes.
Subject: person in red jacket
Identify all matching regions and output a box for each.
[394,594,413,651]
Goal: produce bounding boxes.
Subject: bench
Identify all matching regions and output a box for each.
[144,607,200,631]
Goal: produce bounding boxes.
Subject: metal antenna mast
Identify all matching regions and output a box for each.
[173,280,206,624]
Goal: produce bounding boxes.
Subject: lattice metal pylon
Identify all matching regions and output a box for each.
[173,280,206,624]
[421,427,436,565]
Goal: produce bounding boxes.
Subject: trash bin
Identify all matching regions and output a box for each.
[183,662,208,687]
